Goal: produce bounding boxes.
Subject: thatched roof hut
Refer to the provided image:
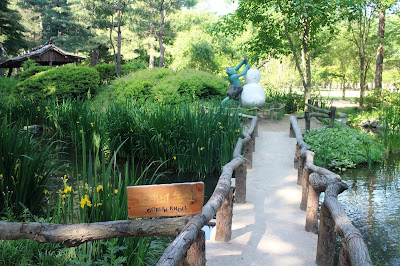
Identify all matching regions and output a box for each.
[0,44,86,69]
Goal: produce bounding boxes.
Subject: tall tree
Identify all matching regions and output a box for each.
[0,0,27,55]
[216,0,339,103]
[344,0,377,107]
[132,0,197,68]
[374,0,396,89]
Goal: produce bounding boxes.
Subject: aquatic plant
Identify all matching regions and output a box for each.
[304,122,384,171]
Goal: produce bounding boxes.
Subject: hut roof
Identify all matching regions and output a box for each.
[0,44,86,68]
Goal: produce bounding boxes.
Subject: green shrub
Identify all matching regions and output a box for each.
[112,68,176,101]
[95,61,147,84]
[304,123,384,170]
[15,66,52,81]
[15,66,99,100]
[111,68,227,103]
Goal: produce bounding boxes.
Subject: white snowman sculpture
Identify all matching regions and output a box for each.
[241,69,266,108]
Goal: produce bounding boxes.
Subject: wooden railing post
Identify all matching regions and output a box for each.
[294,143,300,169]
[235,164,247,203]
[215,187,234,242]
[297,155,305,185]
[329,106,336,128]
[300,169,310,211]
[307,99,312,111]
[290,123,295,138]
[305,184,319,234]
[316,204,336,265]
[305,110,311,132]
[179,229,206,266]
[251,131,256,152]
[245,140,253,169]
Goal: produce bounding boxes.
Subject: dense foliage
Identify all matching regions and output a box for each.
[304,123,384,170]
[95,61,147,84]
[111,68,227,103]
[15,66,100,100]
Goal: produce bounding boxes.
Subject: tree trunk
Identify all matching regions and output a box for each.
[158,0,166,68]
[302,16,312,103]
[360,55,366,108]
[116,0,122,77]
[39,14,44,41]
[149,42,155,69]
[90,49,99,67]
[374,8,385,89]
[281,16,307,101]
[342,76,346,100]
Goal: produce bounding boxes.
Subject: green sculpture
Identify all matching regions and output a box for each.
[222,58,251,105]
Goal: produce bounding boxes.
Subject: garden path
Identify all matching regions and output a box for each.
[205,116,321,266]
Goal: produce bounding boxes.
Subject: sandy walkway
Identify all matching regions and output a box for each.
[206,117,318,266]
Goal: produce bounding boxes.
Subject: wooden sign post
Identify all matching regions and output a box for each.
[127,182,204,218]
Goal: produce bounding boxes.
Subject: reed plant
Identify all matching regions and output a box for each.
[43,136,165,263]
[105,101,242,176]
[381,105,400,153]
[43,98,104,151]
[0,117,57,216]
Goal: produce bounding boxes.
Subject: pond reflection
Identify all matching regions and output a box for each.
[339,155,400,265]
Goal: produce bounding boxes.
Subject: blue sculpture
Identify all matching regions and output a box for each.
[222,58,251,105]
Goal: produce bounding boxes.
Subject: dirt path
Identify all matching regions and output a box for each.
[206,115,318,266]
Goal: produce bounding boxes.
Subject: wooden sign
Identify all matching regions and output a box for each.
[127,182,204,218]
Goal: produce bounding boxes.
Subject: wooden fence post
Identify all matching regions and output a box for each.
[300,169,310,211]
[329,106,336,128]
[215,187,234,242]
[305,184,319,234]
[179,229,206,266]
[294,143,300,169]
[316,204,336,265]
[245,140,253,169]
[305,111,311,132]
[307,99,312,111]
[235,164,247,203]
[297,156,304,185]
[314,101,319,108]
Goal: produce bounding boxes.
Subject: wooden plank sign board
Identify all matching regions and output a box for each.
[127,182,204,218]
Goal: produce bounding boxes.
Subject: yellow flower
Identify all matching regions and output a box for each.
[97,185,103,193]
[114,189,118,195]
[76,121,79,124]
[173,156,177,160]
[64,186,72,194]
[218,122,221,125]
[43,189,49,195]
[107,138,111,141]
[80,194,92,209]
[62,194,66,199]
[0,174,3,179]
[219,126,223,129]
[95,203,103,207]
[90,122,94,127]
[200,147,204,151]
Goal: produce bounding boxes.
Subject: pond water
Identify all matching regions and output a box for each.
[338,155,400,265]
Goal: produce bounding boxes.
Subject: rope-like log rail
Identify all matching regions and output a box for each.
[0,217,190,247]
[158,115,258,265]
[305,103,330,114]
[289,116,372,266]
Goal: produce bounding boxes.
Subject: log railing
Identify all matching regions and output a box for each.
[0,113,258,266]
[290,114,372,266]
[294,99,337,131]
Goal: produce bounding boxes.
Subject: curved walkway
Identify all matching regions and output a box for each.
[206,117,319,265]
